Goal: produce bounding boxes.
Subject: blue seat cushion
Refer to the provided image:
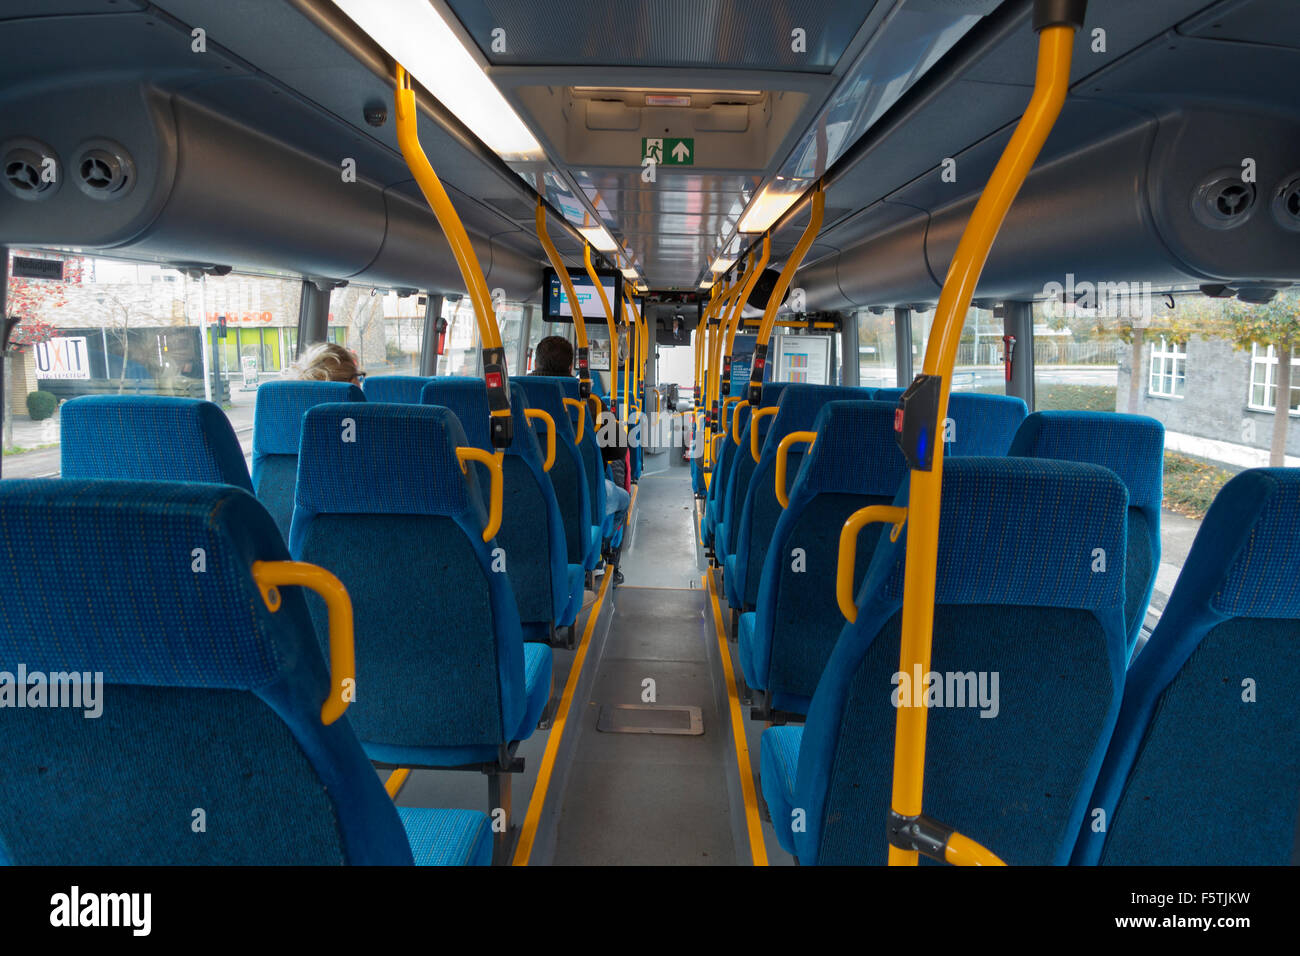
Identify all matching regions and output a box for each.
[737,611,760,690]
[586,525,601,570]
[724,553,741,607]
[715,522,729,562]
[396,806,492,866]
[517,643,553,740]
[761,726,803,856]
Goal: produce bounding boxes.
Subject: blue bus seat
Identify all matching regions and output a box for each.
[739,400,908,715]
[421,377,581,638]
[1073,467,1300,865]
[704,400,751,550]
[761,457,1130,864]
[1010,411,1164,654]
[60,395,252,491]
[726,385,874,610]
[715,383,788,573]
[252,380,365,540]
[289,403,551,799]
[0,479,489,865]
[517,378,596,572]
[528,375,607,569]
[361,375,436,404]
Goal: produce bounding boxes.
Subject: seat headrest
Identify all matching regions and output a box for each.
[944,393,1028,456]
[1009,411,1164,511]
[797,400,908,498]
[771,385,875,442]
[60,395,252,492]
[253,381,365,456]
[1180,468,1300,619]
[361,375,434,405]
[862,457,1128,613]
[421,376,492,449]
[528,374,580,401]
[515,378,578,444]
[0,480,299,688]
[294,403,484,523]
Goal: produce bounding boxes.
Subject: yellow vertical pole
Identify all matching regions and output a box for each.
[887,20,1079,866]
[584,245,618,401]
[536,199,593,398]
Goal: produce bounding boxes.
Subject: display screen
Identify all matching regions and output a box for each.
[543,267,622,323]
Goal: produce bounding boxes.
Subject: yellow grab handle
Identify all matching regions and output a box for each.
[749,405,778,463]
[731,400,750,444]
[944,830,1006,867]
[836,505,908,623]
[775,431,817,508]
[252,560,355,726]
[721,396,742,433]
[587,393,604,425]
[755,187,823,348]
[457,446,504,541]
[584,244,618,369]
[562,397,586,443]
[523,407,556,471]
[393,66,499,351]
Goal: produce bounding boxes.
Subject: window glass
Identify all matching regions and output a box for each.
[856,309,897,387]
[438,297,480,376]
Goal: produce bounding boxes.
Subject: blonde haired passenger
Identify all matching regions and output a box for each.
[288,342,363,384]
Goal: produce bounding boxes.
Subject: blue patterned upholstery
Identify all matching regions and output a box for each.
[252,381,365,540]
[728,385,873,609]
[60,395,252,491]
[716,383,788,568]
[289,402,551,768]
[0,480,487,865]
[397,807,492,866]
[517,378,594,569]
[422,378,577,632]
[1010,411,1164,652]
[762,457,1130,864]
[741,401,908,712]
[705,401,752,548]
[1074,468,1300,865]
[361,375,435,405]
[528,375,606,569]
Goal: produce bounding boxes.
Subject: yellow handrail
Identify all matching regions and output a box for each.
[584,244,618,375]
[721,396,742,435]
[731,400,750,444]
[724,235,770,362]
[536,199,592,397]
[393,64,511,445]
[523,407,556,471]
[945,831,1006,867]
[887,19,1079,868]
[562,397,586,443]
[749,404,778,463]
[775,430,817,508]
[835,505,908,622]
[252,560,355,725]
[747,186,824,403]
[456,446,504,541]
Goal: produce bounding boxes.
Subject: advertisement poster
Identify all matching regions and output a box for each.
[775,334,831,384]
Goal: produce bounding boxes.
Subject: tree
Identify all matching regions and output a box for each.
[4,252,83,449]
[1220,290,1300,466]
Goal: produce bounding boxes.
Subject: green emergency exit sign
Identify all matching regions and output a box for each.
[642,137,694,166]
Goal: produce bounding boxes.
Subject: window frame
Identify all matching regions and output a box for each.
[1147,335,1186,399]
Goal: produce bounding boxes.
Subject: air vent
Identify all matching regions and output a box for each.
[1272,174,1300,233]
[1192,169,1256,230]
[74,139,134,200]
[1,139,59,201]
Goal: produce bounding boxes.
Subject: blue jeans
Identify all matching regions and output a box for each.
[605,478,630,532]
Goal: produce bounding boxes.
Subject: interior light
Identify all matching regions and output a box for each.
[621,268,639,281]
[709,256,735,274]
[699,279,714,290]
[579,226,619,252]
[738,183,804,234]
[332,0,543,161]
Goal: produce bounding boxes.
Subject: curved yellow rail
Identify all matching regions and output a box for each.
[835,506,908,623]
[584,244,618,374]
[562,397,586,443]
[536,199,592,396]
[945,831,1007,867]
[731,400,750,444]
[252,560,355,726]
[749,405,778,463]
[888,22,1078,868]
[775,430,817,508]
[456,446,505,541]
[723,236,770,360]
[523,407,556,471]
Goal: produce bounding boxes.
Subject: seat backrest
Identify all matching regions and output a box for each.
[795,457,1129,865]
[0,479,412,865]
[733,385,875,608]
[943,393,1028,455]
[708,400,752,530]
[530,375,606,528]
[1009,411,1164,652]
[1074,467,1300,865]
[289,402,526,755]
[60,395,252,491]
[754,400,909,711]
[361,375,435,404]
[421,377,569,630]
[721,382,788,554]
[517,377,592,566]
[252,381,365,539]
